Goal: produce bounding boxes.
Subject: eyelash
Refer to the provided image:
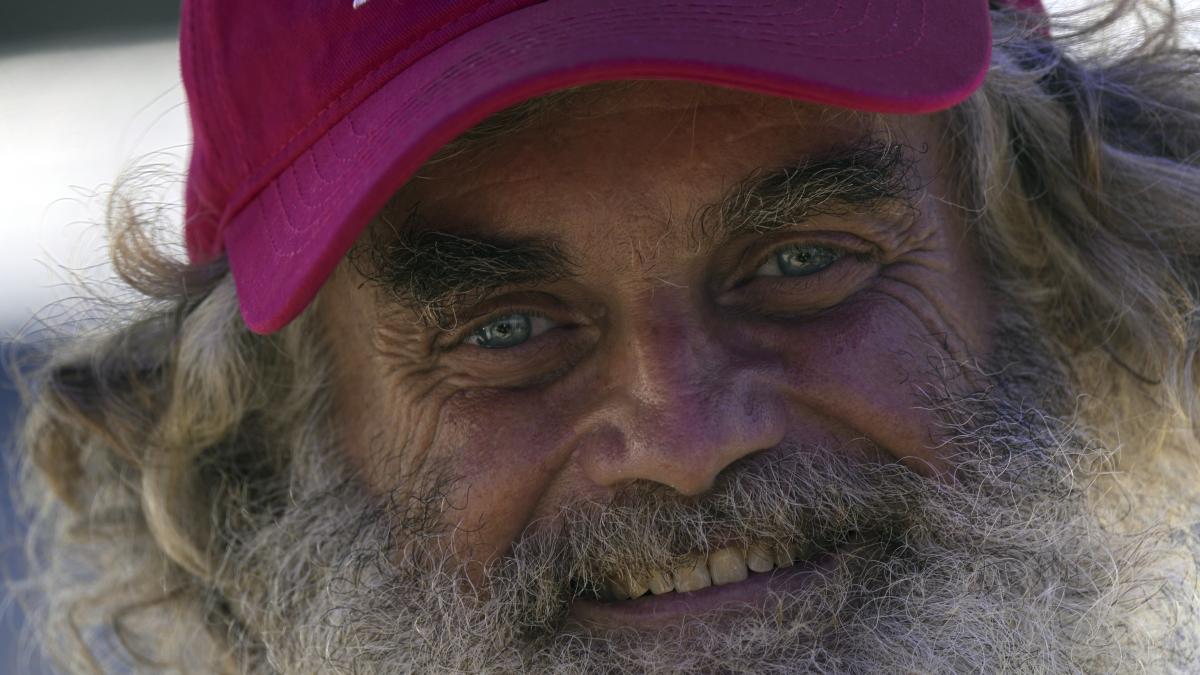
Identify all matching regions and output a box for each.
[754,243,840,276]
[457,308,560,350]
[738,238,861,287]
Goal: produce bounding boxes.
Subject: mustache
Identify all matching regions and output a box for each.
[480,431,1088,629]
[546,449,921,587]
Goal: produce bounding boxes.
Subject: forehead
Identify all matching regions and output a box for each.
[442,81,881,153]
[384,81,901,233]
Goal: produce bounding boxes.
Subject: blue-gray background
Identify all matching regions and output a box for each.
[0,342,42,674]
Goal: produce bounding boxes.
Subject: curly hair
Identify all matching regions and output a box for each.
[12,1,1200,671]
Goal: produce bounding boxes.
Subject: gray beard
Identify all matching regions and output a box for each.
[223,325,1200,674]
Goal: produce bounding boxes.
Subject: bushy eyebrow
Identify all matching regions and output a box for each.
[353,138,918,330]
[350,215,574,330]
[701,138,919,245]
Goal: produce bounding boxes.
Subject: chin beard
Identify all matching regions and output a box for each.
[222,327,1200,674]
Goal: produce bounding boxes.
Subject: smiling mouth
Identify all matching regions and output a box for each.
[575,530,857,604]
[566,532,862,628]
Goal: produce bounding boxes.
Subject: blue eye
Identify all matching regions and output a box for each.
[755,244,842,278]
[465,313,555,349]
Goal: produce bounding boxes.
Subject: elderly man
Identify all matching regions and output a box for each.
[17,0,1200,672]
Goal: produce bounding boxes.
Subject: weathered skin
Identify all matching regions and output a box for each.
[318,81,994,603]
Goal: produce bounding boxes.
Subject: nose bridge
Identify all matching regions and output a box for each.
[625,291,710,405]
[579,288,784,495]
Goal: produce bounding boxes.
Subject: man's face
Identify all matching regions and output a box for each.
[276,82,1157,671]
[324,80,991,566]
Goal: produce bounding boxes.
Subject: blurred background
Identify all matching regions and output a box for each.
[1,1,1198,672]
[2,3,183,672]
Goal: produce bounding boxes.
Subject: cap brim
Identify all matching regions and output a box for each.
[224,0,991,334]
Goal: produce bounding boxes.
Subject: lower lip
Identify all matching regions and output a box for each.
[568,549,843,630]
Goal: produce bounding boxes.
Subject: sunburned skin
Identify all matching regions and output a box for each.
[317,80,994,626]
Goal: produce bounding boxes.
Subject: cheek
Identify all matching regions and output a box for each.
[429,385,585,561]
[744,294,964,474]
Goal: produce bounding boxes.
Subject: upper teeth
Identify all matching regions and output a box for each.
[601,541,803,601]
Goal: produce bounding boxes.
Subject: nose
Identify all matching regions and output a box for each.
[576,292,786,496]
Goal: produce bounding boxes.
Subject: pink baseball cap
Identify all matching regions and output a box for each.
[181,0,1045,334]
